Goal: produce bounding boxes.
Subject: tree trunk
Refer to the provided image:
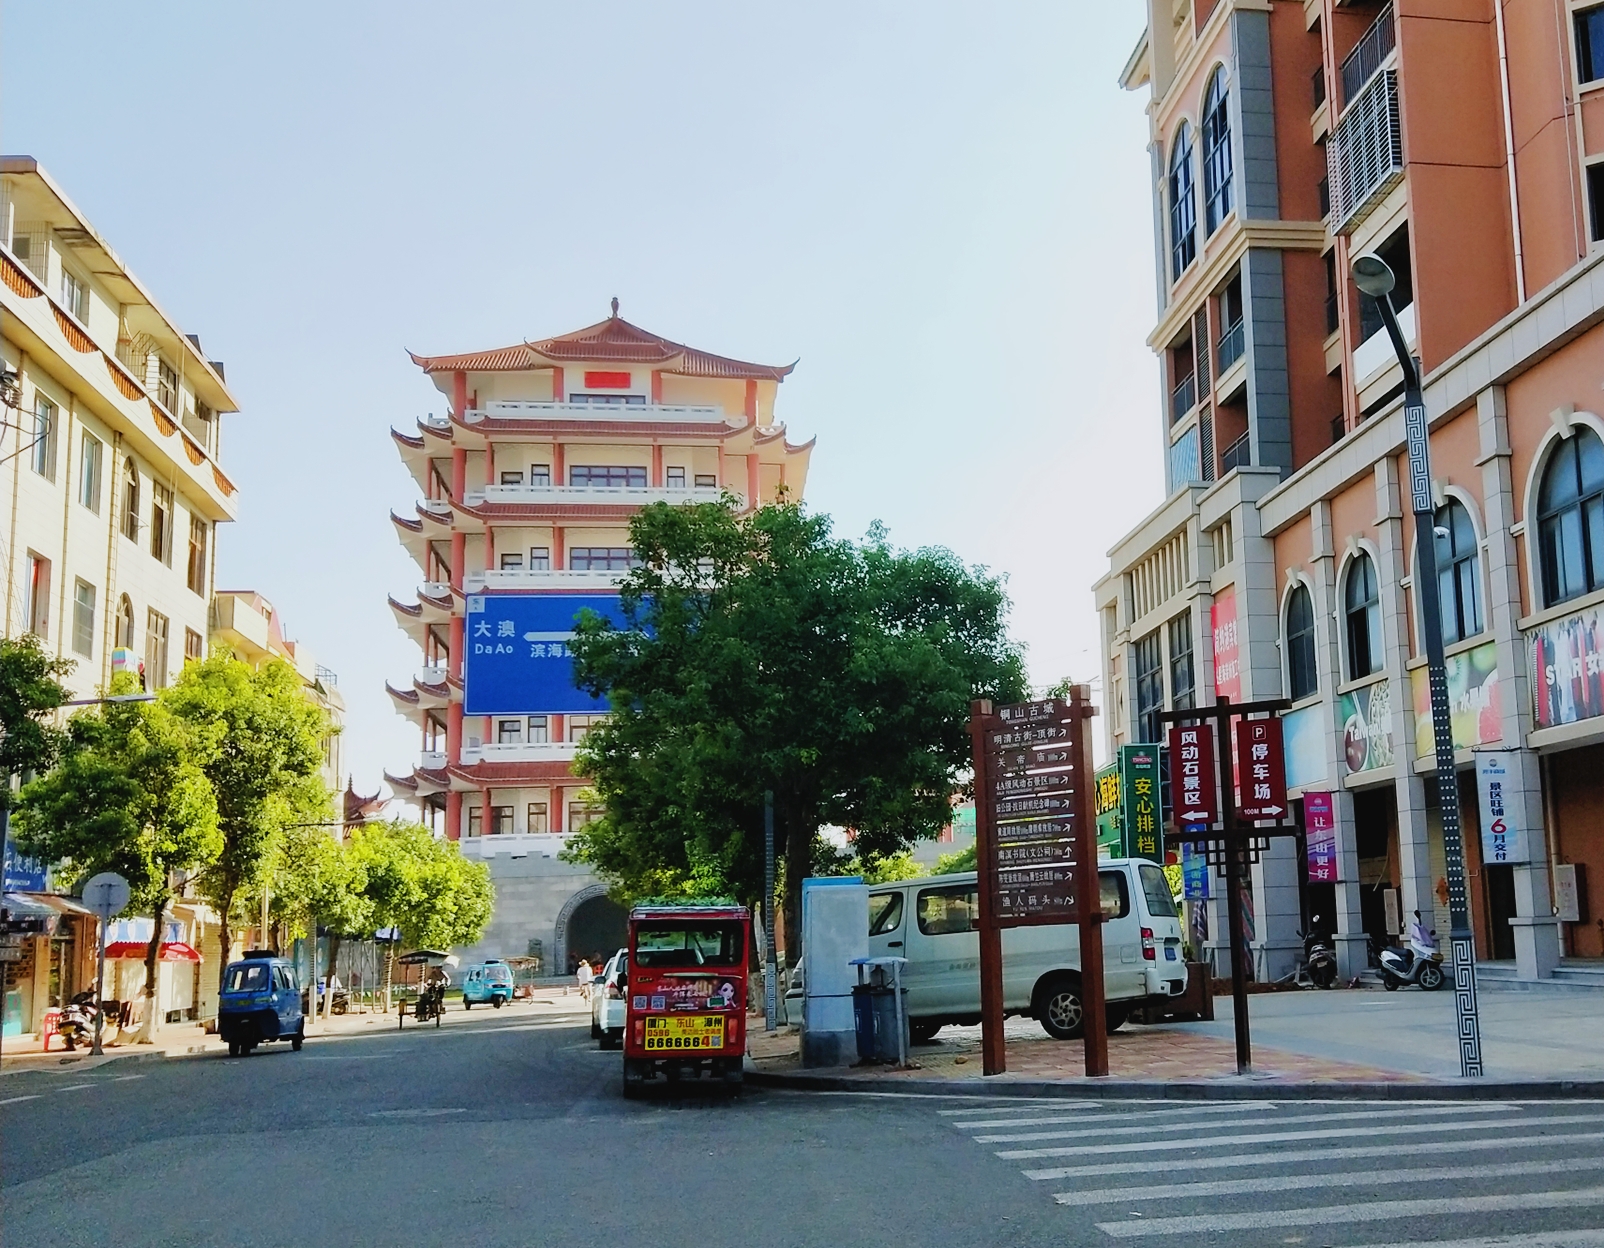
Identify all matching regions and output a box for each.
[214,884,236,994]
[134,893,169,1045]
[326,932,343,1007]
[383,943,395,1013]
[783,814,809,973]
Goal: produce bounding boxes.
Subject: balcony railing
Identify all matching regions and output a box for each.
[1221,431,1251,473]
[1169,427,1202,488]
[1170,374,1196,424]
[419,750,447,771]
[463,568,626,593]
[1216,320,1245,373]
[1328,69,1403,232]
[464,401,732,426]
[1340,5,1395,108]
[415,664,449,687]
[459,741,579,766]
[467,483,736,508]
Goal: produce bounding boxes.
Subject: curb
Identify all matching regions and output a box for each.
[746,1069,1604,1101]
[0,1047,184,1077]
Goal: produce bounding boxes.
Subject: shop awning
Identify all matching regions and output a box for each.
[24,893,94,917]
[102,941,202,963]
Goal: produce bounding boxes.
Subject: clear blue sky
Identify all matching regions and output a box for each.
[2,2,1163,792]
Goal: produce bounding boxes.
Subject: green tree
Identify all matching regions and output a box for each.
[0,635,73,804]
[348,821,493,1007]
[566,501,1026,957]
[271,819,373,998]
[935,844,978,874]
[164,654,331,989]
[13,691,221,1039]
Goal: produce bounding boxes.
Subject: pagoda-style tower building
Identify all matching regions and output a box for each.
[384,304,813,865]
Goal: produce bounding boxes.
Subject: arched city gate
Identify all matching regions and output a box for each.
[553,884,628,975]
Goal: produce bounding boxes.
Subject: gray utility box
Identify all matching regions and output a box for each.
[850,957,908,1066]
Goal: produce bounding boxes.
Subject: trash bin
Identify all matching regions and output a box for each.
[849,957,908,1065]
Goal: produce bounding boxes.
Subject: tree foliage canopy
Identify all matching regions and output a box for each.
[565,501,1026,935]
[0,635,72,802]
[348,820,493,950]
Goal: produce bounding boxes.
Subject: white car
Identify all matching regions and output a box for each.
[590,949,627,1049]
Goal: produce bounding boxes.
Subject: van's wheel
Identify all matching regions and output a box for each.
[291,1029,304,1052]
[1106,1005,1129,1034]
[722,1059,744,1090]
[622,1058,647,1099]
[227,1041,241,1058]
[1419,962,1446,991]
[492,996,503,1009]
[1037,976,1086,1040]
[909,1020,942,1045]
[591,1019,602,1040]
[463,999,471,1011]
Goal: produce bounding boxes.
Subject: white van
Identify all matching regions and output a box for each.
[865,858,1186,1042]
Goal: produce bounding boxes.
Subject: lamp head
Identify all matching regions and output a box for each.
[1351,253,1396,299]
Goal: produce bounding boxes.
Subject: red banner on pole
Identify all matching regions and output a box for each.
[1168,723,1217,826]
[1236,718,1287,820]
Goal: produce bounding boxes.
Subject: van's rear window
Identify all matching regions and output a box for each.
[1138,864,1179,918]
[226,964,269,992]
[634,925,743,968]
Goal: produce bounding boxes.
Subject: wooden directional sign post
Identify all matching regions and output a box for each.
[1158,696,1291,1076]
[970,687,1105,1078]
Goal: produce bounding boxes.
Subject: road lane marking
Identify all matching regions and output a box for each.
[940,1101,1101,1115]
[1338,1233,1604,1248]
[1095,1186,1604,1238]
[54,1084,94,1092]
[368,1107,467,1118]
[1023,1130,1604,1180]
[996,1113,1604,1160]
[1054,1156,1604,1205]
[959,1104,1290,1130]
[108,1074,145,1082]
[0,1094,41,1105]
[975,1102,1522,1143]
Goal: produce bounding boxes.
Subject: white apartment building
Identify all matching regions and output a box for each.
[0,157,238,698]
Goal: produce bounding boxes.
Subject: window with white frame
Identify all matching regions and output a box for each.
[79,432,102,512]
[496,718,523,744]
[667,466,686,488]
[24,554,50,639]
[61,267,89,323]
[31,395,57,481]
[1537,427,1604,608]
[527,715,549,743]
[529,546,550,570]
[145,608,170,688]
[1435,499,1483,643]
[72,580,96,658]
[1168,123,1197,281]
[1201,68,1233,235]
[1344,552,1382,680]
[1286,584,1318,700]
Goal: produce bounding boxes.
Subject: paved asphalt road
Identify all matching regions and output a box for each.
[6,1000,1604,1247]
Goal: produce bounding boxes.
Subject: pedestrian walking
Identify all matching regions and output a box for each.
[576,958,595,1001]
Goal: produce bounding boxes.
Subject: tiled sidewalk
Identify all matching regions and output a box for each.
[747,1017,1419,1084]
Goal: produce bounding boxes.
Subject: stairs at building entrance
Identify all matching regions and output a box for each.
[1477,960,1604,992]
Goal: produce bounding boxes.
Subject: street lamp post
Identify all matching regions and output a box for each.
[1352,253,1484,1077]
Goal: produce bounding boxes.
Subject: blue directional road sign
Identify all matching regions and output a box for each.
[462,593,629,715]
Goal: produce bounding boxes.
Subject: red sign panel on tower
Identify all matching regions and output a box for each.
[1236,718,1287,820]
[1168,723,1217,826]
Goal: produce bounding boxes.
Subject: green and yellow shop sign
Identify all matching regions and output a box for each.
[1095,762,1123,858]
[1119,745,1163,863]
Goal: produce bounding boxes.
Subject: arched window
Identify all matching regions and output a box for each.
[121,458,140,543]
[1201,69,1233,234]
[1537,427,1604,608]
[1344,552,1381,680]
[115,594,135,650]
[1168,123,1197,281]
[1435,499,1483,643]
[1286,584,1318,701]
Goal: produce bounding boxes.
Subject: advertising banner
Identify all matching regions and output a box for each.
[1180,841,1211,900]
[462,593,628,715]
[1094,763,1123,858]
[1119,745,1162,862]
[1530,603,1604,729]
[1282,703,1328,790]
[1338,679,1396,775]
[1475,750,1531,864]
[1410,641,1500,757]
[1211,590,1242,702]
[1304,791,1338,883]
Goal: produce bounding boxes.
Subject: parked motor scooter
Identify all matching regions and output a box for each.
[1300,918,1339,988]
[56,991,101,1051]
[1379,912,1446,991]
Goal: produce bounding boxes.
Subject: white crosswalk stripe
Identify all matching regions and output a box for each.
[938,1096,1604,1246]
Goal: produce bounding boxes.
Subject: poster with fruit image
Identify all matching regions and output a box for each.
[1409,642,1501,757]
[1338,679,1395,775]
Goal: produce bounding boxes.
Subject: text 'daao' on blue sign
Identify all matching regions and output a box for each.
[462,593,627,716]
